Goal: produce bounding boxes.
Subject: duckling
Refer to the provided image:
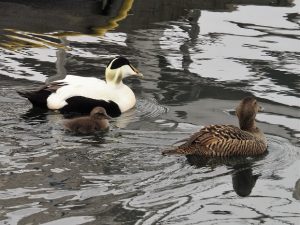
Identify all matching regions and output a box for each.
[64,107,111,134]
[162,96,267,156]
[17,56,143,117]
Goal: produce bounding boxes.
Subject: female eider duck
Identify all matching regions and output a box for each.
[162,96,267,157]
[18,57,143,117]
[64,107,111,134]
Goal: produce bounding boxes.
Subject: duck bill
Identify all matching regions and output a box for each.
[104,114,112,120]
[258,105,264,112]
[130,64,143,78]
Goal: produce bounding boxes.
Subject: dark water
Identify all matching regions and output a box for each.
[0,0,300,224]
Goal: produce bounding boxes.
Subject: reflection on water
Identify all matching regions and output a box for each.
[232,165,260,197]
[45,37,68,84]
[294,179,300,200]
[0,0,300,224]
[186,155,264,197]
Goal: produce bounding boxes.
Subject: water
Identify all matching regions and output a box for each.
[0,0,300,224]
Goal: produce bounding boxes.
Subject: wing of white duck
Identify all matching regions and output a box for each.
[43,76,122,117]
[46,76,108,109]
[17,75,106,108]
[58,75,106,86]
[47,77,136,114]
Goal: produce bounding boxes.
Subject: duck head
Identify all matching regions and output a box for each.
[105,56,143,85]
[90,107,112,120]
[236,96,263,131]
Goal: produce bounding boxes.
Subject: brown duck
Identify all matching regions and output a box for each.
[162,96,267,156]
[64,107,111,134]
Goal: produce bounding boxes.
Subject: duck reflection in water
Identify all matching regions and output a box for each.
[231,163,260,197]
[20,106,50,124]
[186,155,264,197]
[293,179,300,200]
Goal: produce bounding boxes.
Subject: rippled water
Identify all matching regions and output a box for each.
[0,0,299,224]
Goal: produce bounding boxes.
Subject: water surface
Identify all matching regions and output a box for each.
[0,0,299,224]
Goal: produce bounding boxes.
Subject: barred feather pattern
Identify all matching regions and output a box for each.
[164,125,267,156]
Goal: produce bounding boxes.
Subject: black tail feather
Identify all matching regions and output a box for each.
[17,90,51,108]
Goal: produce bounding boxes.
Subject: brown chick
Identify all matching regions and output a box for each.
[64,107,111,134]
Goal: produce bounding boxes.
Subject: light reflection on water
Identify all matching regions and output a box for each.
[0,0,300,224]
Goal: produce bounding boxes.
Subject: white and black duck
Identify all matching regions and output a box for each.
[18,56,143,117]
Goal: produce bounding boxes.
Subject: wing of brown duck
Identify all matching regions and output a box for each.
[163,125,267,156]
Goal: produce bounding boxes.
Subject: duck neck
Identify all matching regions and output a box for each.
[105,68,123,87]
[106,80,124,87]
[239,117,256,132]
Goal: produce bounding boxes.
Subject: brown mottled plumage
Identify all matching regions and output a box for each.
[64,107,111,134]
[162,96,267,156]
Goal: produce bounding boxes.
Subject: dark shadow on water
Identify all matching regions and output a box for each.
[231,163,261,197]
[21,107,49,123]
[0,0,294,35]
[293,179,300,200]
[21,105,93,123]
[64,130,109,143]
[186,154,267,197]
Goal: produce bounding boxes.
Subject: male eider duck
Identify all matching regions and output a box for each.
[162,96,267,156]
[64,107,111,134]
[18,56,143,117]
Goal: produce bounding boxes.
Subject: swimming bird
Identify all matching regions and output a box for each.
[162,96,267,156]
[17,56,143,117]
[63,107,111,134]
